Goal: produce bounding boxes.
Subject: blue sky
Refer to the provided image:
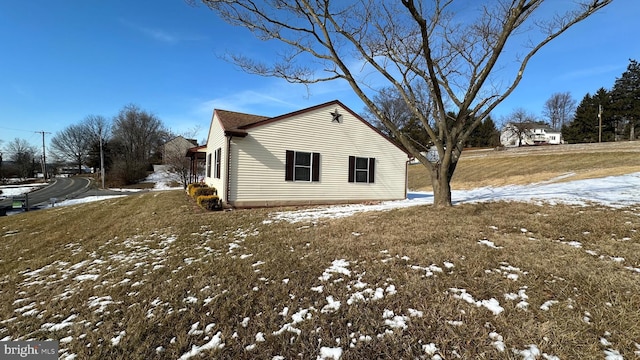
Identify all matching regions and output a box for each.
[0,0,637,149]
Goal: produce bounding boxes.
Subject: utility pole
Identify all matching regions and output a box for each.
[100,130,105,189]
[35,131,51,180]
[598,104,602,143]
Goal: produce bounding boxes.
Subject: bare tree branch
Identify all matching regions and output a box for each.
[193,0,613,206]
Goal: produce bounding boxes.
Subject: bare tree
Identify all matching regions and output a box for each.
[361,86,432,150]
[163,135,198,189]
[112,105,165,161]
[85,115,110,142]
[83,115,111,183]
[111,104,168,184]
[500,108,539,147]
[5,138,38,179]
[543,92,577,130]
[50,123,92,174]
[194,0,612,207]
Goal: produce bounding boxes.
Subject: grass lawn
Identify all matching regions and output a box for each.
[409,141,640,191]
[1,142,639,359]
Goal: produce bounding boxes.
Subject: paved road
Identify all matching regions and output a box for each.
[0,177,91,211]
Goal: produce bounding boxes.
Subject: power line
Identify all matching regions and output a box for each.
[0,126,46,147]
[0,126,36,133]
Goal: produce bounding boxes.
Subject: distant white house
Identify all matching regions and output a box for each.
[200,100,410,208]
[500,123,562,147]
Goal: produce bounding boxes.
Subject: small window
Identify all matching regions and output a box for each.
[214,148,221,179]
[206,153,212,178]
[348,156,375,183]
[285,150,320,182]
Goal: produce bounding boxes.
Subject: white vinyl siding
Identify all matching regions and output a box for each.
[204,116,227,200]
[227,105,407,204]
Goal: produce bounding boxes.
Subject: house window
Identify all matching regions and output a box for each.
[213,148,221,179]
[206,153,212,178]
[285,150,320,182]
[295,152,311,181]
[348,156,375,183]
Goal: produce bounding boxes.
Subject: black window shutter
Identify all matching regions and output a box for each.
[368,157,375,183]
[312,152,320,182]
[216,148,221,179]
[285,150,294,181]
[348,156,355,183]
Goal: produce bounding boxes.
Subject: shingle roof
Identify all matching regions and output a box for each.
[510,122,556,132]
[215,109,269,136]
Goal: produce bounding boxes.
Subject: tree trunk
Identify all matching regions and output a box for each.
[630,124,635,141]
[431,165,453,207]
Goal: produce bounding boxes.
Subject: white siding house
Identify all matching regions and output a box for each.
[500,123,563,147]
[202,100,409,207]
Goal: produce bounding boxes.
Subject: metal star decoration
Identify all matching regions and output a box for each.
[331,109,342,123]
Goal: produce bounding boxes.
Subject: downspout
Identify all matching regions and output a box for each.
[405,159,410,199]
[225,136,232,206]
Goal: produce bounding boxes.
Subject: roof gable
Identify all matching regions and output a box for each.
[210,100,408,155]
[238,100,355,130]
[166,135,198,146]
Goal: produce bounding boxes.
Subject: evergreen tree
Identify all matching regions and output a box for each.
[483,117,501,147]
[610,59,640,140]
[466,116,500,148]
[562,88,614,143]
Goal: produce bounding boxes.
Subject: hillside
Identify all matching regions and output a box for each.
[1,143,640,359]
[410,141,640,191]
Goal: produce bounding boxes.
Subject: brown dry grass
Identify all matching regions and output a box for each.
[410,142,640,191]
[0,143,639,359]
